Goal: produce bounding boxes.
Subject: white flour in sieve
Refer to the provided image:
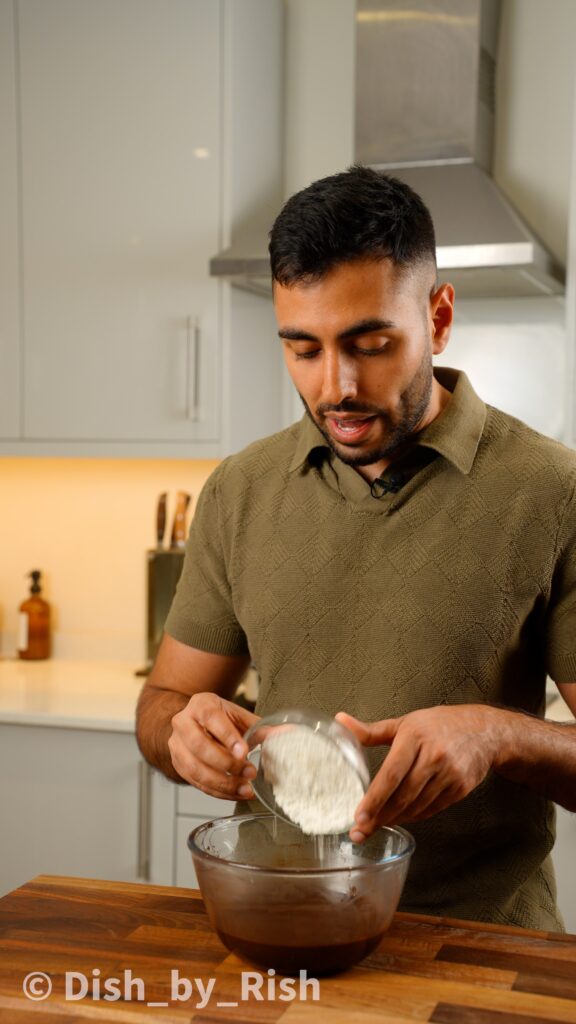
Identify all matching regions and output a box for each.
[261,725,364,834]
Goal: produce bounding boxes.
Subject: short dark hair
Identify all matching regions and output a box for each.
[269,165,436,286]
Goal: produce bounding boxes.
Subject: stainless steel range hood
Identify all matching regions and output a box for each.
[210,0,564,298]
[377,162,564,298]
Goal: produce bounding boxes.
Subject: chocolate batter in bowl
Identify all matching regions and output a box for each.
[188,813,415,974]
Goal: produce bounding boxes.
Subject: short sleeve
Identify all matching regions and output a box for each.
[545,475,576,682]
[164,466,249,656]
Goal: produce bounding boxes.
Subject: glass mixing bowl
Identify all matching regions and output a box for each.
[243,708,371,832]
[188,813,415,975]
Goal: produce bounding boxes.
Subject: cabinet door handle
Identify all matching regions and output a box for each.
[186,316,200,421]
[137,760,152,881]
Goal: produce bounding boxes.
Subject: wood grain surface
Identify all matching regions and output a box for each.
[1,875,576,1023]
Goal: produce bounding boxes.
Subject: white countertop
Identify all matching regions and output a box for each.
[546,692,575,723]
[0,657,572,734]
[0,658,143,732]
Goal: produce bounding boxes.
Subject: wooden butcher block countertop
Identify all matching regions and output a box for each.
[1,875,576,1023]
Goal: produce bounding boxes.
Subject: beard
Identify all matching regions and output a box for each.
[300,348,434,468]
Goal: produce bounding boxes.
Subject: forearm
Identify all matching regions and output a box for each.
[136,685,188,783]
[493,707,576,810]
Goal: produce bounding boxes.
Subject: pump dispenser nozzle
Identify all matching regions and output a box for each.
[29,570,42,594]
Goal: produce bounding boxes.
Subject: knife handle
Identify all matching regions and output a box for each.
[170,491,191,549]
[156,493,167,549]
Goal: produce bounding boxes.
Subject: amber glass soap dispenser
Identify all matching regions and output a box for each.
[18,570,51,660]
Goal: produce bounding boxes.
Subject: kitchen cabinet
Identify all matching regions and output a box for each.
[546,694,576,933]
[0,0,284,457]
[0,0,20,439]
[148,769,230,889]
[0,659,243,895]
[555,805,576,934]
[0,722,143,896]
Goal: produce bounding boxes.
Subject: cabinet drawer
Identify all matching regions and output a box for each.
[176,785,232,819]
[175,816,205,889]
[0,724,140,896]
[553,805,576,934]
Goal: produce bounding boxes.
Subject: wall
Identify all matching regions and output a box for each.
[0,458,217,663]
[283,0,355,197]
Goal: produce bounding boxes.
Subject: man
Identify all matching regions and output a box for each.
[137,166,576,930]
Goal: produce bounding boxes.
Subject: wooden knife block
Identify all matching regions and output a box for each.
[145,549,185,667]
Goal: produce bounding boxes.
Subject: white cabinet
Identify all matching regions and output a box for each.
[175,783,234,888]
[17,0,219,447]
[0,720,231,896]
[0,0,284,457]
[0,0,20,439]
[175,816,207,888]
[554,805,576,934]
[148,769,231,888]
[0,723,143,896]
[546,695,576,933]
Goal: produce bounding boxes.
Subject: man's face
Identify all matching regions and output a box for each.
[274,258,454,480]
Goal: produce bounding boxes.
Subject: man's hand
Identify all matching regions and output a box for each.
[136,635,256,788]
[336,704,505,842]
[169,692,260,800]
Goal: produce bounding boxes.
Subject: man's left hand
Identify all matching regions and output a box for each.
[336,704,506,842]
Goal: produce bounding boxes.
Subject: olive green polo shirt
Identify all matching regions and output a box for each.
[166,367,576,930]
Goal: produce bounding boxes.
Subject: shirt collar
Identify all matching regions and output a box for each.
[288,368,486,476]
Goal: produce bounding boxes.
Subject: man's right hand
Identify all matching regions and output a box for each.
[168,692,260,800]
[136,634,257,790]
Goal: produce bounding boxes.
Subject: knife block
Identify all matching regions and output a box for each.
[146,549,185,667]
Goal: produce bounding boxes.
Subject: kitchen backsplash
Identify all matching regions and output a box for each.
[0,458,218,662]
[437,296,568,441]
